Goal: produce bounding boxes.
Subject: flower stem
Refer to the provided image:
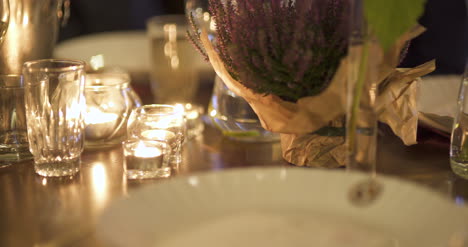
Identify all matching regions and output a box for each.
[347,39,370,160]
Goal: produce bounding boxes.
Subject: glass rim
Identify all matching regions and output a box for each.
[134,104,183,116]
[85,73,130,89]
[22,59,86,73]
[122,139,170,150]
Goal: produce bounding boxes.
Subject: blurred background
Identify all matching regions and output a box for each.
[56,0,467,75]
[58,1,184,41]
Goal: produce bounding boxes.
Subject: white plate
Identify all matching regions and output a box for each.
[54,31,151,73]
[53,31,212,74]
[418,75,462,133]
[97,167,468,247]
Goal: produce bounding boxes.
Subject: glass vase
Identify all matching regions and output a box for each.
[208,76,280,142]
[345,0,380,173]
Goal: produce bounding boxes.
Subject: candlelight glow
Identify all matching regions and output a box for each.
[186,109,200,120]
[203,12,210,22]
[134,142,162,158]
[90,54,105,70]
[163,23,180,70]
[91,162,108,210]
[147,117,178,129]
[174,103,186,114]
[210,109,217,117]
[85,107,118,125]
[141,129,175,140]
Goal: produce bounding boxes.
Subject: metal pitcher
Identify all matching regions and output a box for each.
[0,0,69,74]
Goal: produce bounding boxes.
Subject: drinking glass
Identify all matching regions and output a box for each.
[0,74,32,167]
[146,15,204,104]
[23,59,86,177]
[127,104,185,164]
[450,63,468,179]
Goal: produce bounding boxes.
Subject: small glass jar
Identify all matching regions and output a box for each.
[84,71,142,149]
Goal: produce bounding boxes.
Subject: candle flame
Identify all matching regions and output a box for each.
[141,129,175,140]
[85,107,118,125]
[134,141,162,158]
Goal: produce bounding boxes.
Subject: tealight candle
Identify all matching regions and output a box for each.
[123,140,171,179]
[85,106,119,139]
[127,104,186,165]
[133,141,162,158]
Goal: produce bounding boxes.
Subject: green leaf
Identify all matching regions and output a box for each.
[364,0,426,51]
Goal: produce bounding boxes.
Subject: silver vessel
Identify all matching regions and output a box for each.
[0,0,69,73]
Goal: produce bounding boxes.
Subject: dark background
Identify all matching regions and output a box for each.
[58,0,467,75]
[58,0,185,41]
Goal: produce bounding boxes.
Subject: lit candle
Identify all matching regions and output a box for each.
[141,129,176,141]
[133,141,162,158]
[84,106,120,140]
[141,129,178,159]
[83,71,141,149]
[123,140,171,179]
[85,106,119,125]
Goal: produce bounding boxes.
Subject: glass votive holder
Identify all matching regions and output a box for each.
[84,71,142,150]
[123,139,172,179]
[175,103,204,139]
[127,104,186,164]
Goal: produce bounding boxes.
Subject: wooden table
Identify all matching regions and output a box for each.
[1,79,467,247]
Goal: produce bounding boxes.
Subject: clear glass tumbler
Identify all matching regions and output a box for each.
[450,64,468,179]
[23,59,86,177]
[146,15,205,104]
[127,104,185,165]
[0,75,33,167]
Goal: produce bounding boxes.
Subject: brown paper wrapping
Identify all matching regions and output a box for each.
[200,26,435,167]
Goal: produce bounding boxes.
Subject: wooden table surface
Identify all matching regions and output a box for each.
[1,78,467,247]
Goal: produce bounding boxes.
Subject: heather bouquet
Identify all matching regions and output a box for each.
[188,0,434,167]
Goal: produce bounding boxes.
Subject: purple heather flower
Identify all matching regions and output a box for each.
[189,0,350,101]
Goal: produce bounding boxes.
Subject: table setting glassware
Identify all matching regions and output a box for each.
[123,139,172,179]
[84,69,142,149]
[450,63,468,179]
[208,76,280,142]
[0,74,33,167]
[127,104,186,165]
[146,15,204,104]
[22,59,86,177]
